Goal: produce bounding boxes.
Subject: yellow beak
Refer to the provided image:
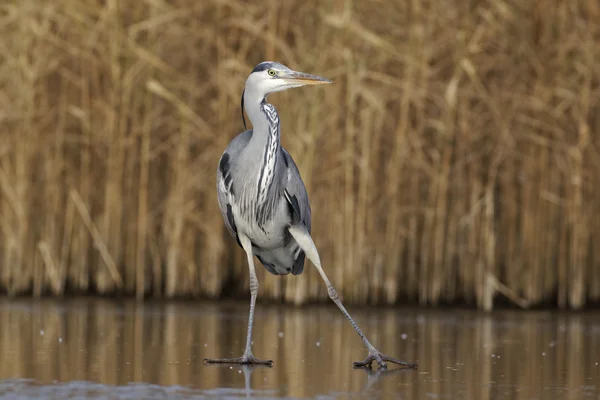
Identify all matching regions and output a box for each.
[282,71,333,85]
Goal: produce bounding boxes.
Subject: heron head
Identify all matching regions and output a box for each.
[245,61,332,97]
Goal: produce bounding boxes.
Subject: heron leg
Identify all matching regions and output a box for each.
[288,225,417,370]
[204,234,273,367]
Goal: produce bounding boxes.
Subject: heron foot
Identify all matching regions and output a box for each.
[353,350,417,370]
[203,354,274,367]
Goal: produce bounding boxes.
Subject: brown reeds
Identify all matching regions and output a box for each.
[0,0,599,309]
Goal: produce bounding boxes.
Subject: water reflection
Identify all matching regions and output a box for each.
[0,298,598,399]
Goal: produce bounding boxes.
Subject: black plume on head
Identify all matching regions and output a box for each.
[251,61,275,73]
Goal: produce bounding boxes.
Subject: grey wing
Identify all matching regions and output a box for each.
[217,130,253,247]
[281,148,311,275]
[281,148,311,233]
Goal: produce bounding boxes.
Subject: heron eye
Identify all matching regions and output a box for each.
[267,69,276,76]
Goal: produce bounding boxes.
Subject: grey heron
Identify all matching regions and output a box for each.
[204,61,417,370]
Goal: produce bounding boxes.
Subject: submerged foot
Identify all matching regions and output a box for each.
[353,350,417,370]
[203,354,274,367]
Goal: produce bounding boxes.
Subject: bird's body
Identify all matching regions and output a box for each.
[204,61,416,370]
[217,127,309,275]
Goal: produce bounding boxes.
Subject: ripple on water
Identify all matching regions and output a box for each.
[0,379,288,400]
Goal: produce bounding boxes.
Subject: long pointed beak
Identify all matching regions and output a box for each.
[282,70,333,85]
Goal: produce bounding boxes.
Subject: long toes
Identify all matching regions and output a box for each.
[381,355,418,369]
[374,354,387,369]
[353,355,374,369]
[204,357,243,364]
[246,358,274,366]
[242,355,274,366]
[203,356,274,366]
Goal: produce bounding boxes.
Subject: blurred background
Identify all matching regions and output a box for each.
[1,0,599,311]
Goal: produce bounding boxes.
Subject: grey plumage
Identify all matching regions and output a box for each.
[217,127,310,275]
[204,61,417,370]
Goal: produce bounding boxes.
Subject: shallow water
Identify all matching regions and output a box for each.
[0,298,598,399]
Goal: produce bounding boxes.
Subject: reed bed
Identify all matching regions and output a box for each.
[0,0,599,309]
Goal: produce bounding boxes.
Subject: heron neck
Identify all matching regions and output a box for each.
[243,91,281,205]
[243,91,281,149]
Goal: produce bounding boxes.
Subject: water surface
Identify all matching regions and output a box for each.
[0,298,598,399]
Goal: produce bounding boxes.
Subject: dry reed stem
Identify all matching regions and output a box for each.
[70,190,123,289]
[0,0,599,309]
